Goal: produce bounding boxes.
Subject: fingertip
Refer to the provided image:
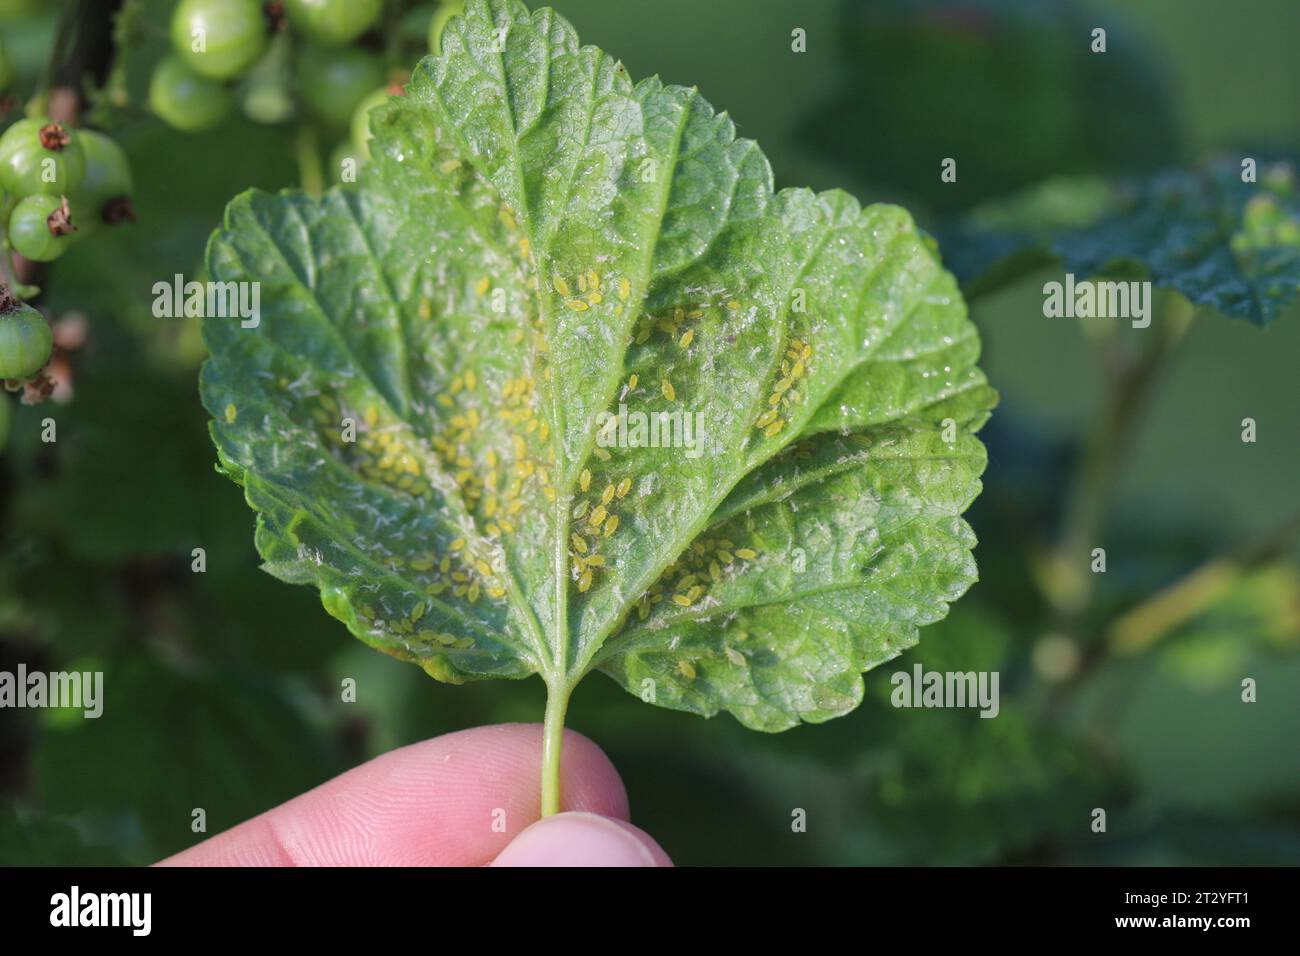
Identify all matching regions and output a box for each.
[490,812,673,867]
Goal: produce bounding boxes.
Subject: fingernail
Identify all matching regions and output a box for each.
[491,811,672,867]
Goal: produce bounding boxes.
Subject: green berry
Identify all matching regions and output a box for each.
[71,130,134,229]
[170,0,268,80]
[0,117,86,198]
[429,1,465,54]
[149,55,234,133]
[0,291,53,380]
[9,194,76,262]
[295,44,384,131]
[349,87,392,159]
[285,0,382,47]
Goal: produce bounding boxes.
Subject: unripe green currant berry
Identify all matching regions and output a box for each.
[295,44,385,131]
[429,1,465,54]
[9,193,76,261]
[349,87,393,160]
[70,130,134,231]
[285,0,382,47]
[0,117,86,198]
[0,289,53,380]
[170,0,269,80]
[149,55,234,133]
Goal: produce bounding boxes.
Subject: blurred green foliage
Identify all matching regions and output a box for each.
[0,0,1297,866]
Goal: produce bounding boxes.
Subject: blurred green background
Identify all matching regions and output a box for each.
[1,0,1297,865]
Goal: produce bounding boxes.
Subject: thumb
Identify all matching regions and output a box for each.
[491,811,673,867]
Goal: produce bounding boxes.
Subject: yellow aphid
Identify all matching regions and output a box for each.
[593,447,611,461]
[410,604,426,622]
[468,584,481,603]
[686,309,704,320]
[571,533,588,554]
[577,273,588,293]
[439,158,462,173]
[677,660,697,679]
[671,593,692,607]
[679,329,694,348]
[603,514,619,537]
[585,554,605,567]
[618,277,630,300]
[573,499,590,520]
[763,420,784,438]
[600,484,616,506]
[587,270,599,290]
[635,328,650,345]
[577,569,594,593]
[450,538,466,551]
[727,300,740,311]
[474,559,492,577]
[553,275,571,296]
[756,409,777,428]
[589,504,608,528]
[579,468,591,491]
[566,299,589,312]
[475,276,490,296]
[735,548,758,560]
[224,404,237,423]
[365,406,379,428]
[439,557,451,573]
[725,646,746,667]
[627,373,638,391]
[661,379,675,401]
[588,292,603,305]
[616,477,632,498]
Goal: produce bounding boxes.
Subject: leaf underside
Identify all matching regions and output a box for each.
[200,0,994,731]
[944,159,1300,325]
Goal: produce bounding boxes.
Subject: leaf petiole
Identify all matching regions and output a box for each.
[540,678,571,817]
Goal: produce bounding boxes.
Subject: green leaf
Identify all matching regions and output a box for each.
[200,0,992,769]
[945,158,1300,324]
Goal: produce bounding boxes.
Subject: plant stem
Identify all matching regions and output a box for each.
[1107,511,1300,654]
[1043,292,1194,617]
[294,125,325,197]
[539,679,570,817]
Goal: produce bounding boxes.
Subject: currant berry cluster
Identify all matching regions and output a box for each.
[149,0,464,184]
[0,117,134,263]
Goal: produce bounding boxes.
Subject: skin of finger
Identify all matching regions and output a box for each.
[158,724,629,867]
[491,812,674,867]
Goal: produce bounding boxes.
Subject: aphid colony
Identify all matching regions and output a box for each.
[635,535,761,622]
[555,269,631,315]
[568,468,634,593]
[755,337,813,439]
